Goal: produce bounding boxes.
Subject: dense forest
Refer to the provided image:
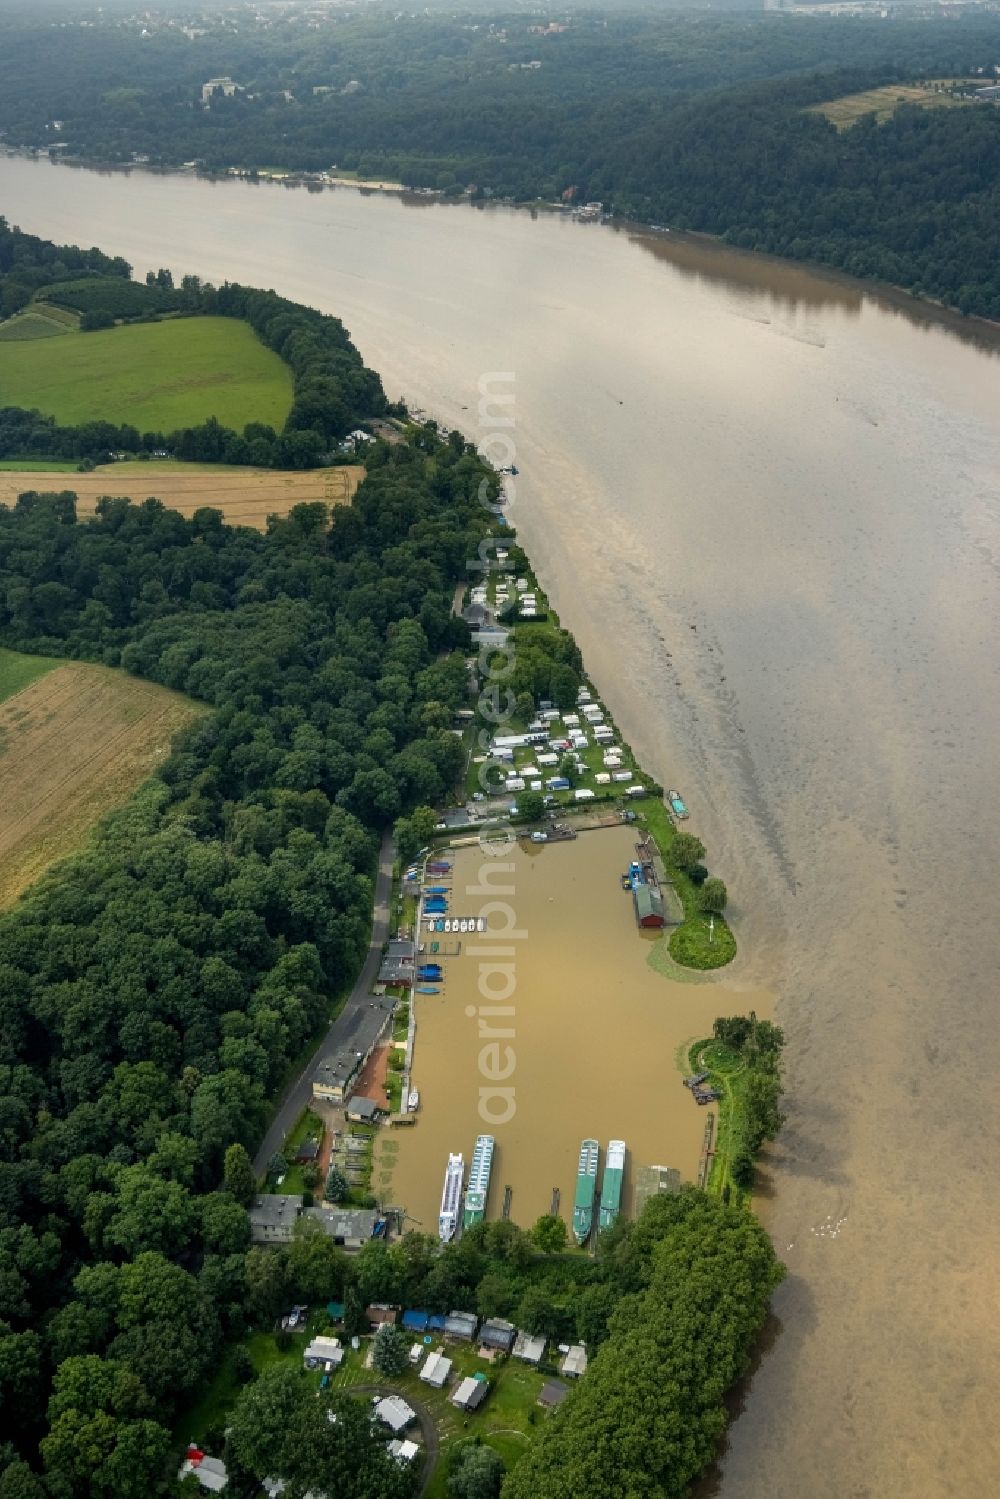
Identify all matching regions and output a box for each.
[0,232,487,1484]
[0,219,387,466]
[2,6,1000,313]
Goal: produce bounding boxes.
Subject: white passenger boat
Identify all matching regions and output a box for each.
[439,1152,464,1242]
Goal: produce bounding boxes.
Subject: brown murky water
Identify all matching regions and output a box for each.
[381,828,767,1234]
[3,155,1000,1495]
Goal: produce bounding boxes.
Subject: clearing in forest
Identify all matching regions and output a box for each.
[0,656,203,910]
[0,462,365,529]
[0,316,292,430]
[809,84,965,131]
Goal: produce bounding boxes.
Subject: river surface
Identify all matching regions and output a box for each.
[3,155,1000,1497]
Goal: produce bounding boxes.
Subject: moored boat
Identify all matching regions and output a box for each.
[463,1134,495,1229]
[572,1138,599,1246]
[599,1140,626,1234]
[407,1090,420,1111]
[439,1152,464,1241]
[416,985,439,994]
[476,916,486,932]
[459,917,469,932]
[667,789,689,819]
[444,919,452,932]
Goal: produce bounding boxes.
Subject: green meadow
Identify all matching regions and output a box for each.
[0,316,293,432]
[0,646,59,704]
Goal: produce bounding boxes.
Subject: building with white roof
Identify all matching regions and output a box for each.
[373,1395,416,1433]
[419,1350,453,1387]
[561,1344,588,1377]
[389,1439,420,1462]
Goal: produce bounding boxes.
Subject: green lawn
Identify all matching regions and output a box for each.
[0,309,73,341]
[0,460,79,471]
[635,799,737,971]
[0,316,292,432]
[0,646,60,704]
[275,1107,324,1194]
[331,1339,546,1494]
[687,1037,747,1199]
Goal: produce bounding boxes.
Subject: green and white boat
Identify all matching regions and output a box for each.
[599,1139,626,1234]
[572,1138,599,1245]
[463,1134,495,1229]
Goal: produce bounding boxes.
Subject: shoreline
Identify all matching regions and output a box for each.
[8,146,1000,345]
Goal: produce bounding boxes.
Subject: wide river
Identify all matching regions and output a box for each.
[4,155,1000,1496]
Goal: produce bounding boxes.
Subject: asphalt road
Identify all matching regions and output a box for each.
[253,830,396,1176]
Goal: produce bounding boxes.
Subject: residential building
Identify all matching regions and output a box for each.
[367,1304,399,1327]
[561,1344,588,1378]
[249,1194,301,1245]
[444,1310,478,1341]
[178,1448,228,1492]
[451,1375,489,1411]
[312,1001,393,1103]
[201,76,240,102]
[304,1335,344,1370]
[374,1395,416,1433]
[479,1318,516,1354]
[513,1330,546,1364]
[419,1350,453,1387]
[389,1439,420,1462]
[633,885,665,929]
[302,1205,377,1248]
[345,1096,381,1124]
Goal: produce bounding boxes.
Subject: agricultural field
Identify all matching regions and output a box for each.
[808,84,964,131]
[0,461,364,529]
[0,656,203,910]
[0,315,292,430]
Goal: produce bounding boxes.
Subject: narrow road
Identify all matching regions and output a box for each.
[254,831,396,1175]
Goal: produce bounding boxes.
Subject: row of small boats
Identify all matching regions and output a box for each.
[424,916,486,933]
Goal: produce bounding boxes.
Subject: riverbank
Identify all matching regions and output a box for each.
[458,535,737,971]
[11,146,1000,341]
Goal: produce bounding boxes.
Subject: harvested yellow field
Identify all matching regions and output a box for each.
[0,463,365,530]
[809,85,964,131]
[0,662,203,909]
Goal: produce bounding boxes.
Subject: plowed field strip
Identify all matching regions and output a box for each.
[0,662,203,909]
[0,465,364,530]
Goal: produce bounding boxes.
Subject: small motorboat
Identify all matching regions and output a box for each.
[416,986,440,995]
[408,1091,420,1111]
[476,916,486,932]
[444,918,452,932]
[459,918,469,933]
